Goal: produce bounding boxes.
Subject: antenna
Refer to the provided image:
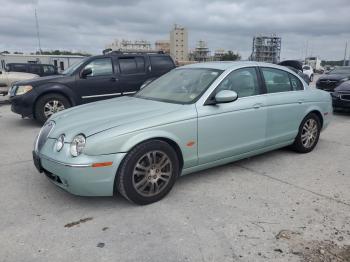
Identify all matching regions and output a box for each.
[35,8,42,54]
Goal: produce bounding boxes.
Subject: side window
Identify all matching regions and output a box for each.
[43,65,55,74]
[261,68,292,93]
[83,58,113,77]
[119,57,145,74]
[28,65,41,75]
[150,56,174,72]
[12,64,27,73]
[216,67,260,98]
[289,73,303,90]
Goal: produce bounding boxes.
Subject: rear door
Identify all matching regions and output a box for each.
[149,55,175,78]
[75,57,121,103]
[260,67,306,145]
[116,56,148,95]
[28,64,42,76]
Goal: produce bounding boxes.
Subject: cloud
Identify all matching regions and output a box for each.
[0,0,349,60]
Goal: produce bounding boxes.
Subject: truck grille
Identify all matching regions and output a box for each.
[35,121,55,152]
[317,79,339,91]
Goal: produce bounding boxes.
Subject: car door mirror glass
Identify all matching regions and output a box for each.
[81,68,92,78]
[215,90,238,104]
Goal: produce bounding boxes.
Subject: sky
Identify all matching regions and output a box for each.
[0,0,349,60]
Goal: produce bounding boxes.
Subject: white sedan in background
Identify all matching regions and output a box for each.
[302,65,314,82]
[0,70,39,95]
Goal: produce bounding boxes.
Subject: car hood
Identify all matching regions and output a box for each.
[318,74,349,81]
[49,96,186,140]
[16,74,65,86]
[335,81,350,92]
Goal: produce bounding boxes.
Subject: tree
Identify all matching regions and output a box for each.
[220,51,241,61]
[1,51,10,54]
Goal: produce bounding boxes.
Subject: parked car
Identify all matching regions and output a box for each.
[0,70,38,95]
[302,65,314,82]
[278,60,311,84]
[331,80,350,110]
[316,66,350,91]
[32,61,332,205]
[9,51,175,123]
[6,63,58,77]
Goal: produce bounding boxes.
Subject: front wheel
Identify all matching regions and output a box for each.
[116,140,180,205]
[34,93,71,124]
[292,113,321,153]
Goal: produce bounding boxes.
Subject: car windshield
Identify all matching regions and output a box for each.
[303,66,310,70]
[330,67,350,75]
[135,68,223,104]
[61,57,89,75]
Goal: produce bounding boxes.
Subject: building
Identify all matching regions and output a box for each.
[213,49,226,61]
[250,34,281,64]
[0,53,85,73]
[190,40,210,62]
[155,40,170,54]
[170,24,188,62]
[106,39,152,52]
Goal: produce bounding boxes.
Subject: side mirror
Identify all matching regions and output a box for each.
[214,90,238,104]
[81,68,92,78]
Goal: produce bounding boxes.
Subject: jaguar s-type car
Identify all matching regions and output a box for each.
[33,62,332,205]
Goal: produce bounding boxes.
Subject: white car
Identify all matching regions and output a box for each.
[302,65,314,82]
[0,70,39,95]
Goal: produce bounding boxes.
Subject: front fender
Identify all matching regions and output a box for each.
[35,83,78,106]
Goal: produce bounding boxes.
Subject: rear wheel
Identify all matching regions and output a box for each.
[292,113,321,153]
[34,93,71,124]
[116,140,179,205]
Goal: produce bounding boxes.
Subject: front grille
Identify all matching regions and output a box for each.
[35,121,55,152]
[317,79,339,91]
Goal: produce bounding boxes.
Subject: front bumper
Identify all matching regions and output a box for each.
[9,89,38,117]
[33,150,126,196]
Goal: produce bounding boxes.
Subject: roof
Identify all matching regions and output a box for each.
[179,61,297,72]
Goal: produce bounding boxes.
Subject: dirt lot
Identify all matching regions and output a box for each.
[0,101,349,262]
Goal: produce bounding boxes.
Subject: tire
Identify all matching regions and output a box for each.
[116,140,180,205]
[291,113,321,153]
[34,93,71,124]
[310,74,313,82]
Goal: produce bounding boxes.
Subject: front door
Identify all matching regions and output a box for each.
[197,67,267,164]
[75,57,121,104]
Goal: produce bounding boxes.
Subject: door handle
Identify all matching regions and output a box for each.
[298,100,304,104]
[253,103,263,109]
[110,77,118,82]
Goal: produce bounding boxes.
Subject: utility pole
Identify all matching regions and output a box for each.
[344,41,348,66]
[35,8,42,54]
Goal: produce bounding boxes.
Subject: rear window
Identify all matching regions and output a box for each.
[119,57,145,74]
[303,66,311,70]
[150,56,174,72]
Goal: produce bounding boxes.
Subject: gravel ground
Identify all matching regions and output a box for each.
[0,100,349,262]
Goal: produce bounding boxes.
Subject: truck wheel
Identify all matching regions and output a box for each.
[34,93,70,124]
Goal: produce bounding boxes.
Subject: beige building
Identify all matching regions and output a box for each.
[155,40,170,54]
[170,24,188,62]
[106,39,152,52]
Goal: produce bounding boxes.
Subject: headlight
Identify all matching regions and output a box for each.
[55,134,65,152]
[70,134,86,157]
[15,85,33,95]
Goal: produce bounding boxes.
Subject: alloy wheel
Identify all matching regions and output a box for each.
[132,150,173,197]
[301,118,318,148]
[44,100,65,118]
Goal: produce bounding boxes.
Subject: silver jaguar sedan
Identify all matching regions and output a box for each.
[32,61,332,204]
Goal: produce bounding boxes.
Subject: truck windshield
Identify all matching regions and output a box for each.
[61,57,89,75]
